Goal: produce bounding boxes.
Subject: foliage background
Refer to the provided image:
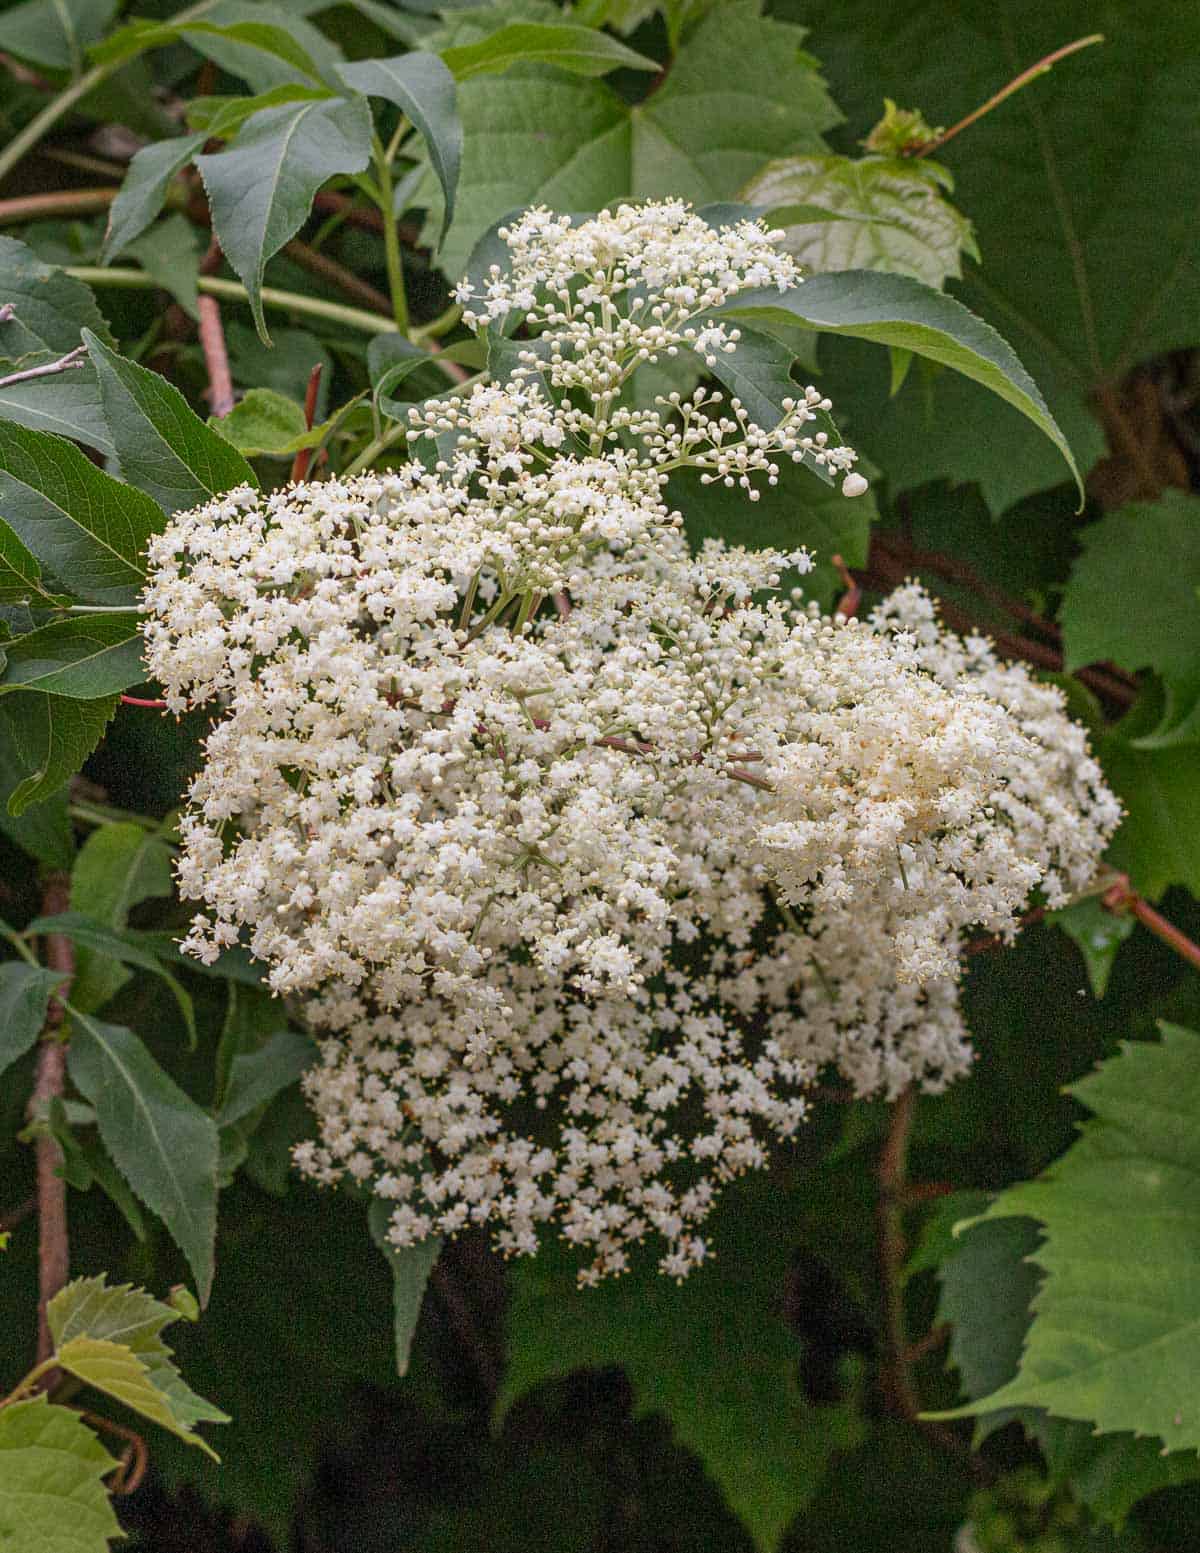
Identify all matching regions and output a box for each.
[1,0,1198,1548]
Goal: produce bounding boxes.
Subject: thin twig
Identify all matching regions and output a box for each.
[82,1411,148,1495]
[197,296,235,418]
[0,345,87,391]
[120,695,168,710]
[30,874,73,1367]
[0,188,117,226]
[1102,874,1200,972]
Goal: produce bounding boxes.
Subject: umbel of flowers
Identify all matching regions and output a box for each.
[142,202,1118,1281]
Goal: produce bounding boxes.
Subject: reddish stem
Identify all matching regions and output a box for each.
[831,553,861,620]
[291,364,324,484]
[120,695,168,710]
[1102,874,1200,973]
[197,295,235,419]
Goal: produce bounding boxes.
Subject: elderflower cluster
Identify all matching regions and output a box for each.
[142,202,1117,1280]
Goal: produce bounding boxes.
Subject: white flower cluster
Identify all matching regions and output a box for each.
[142,202,1117,1280]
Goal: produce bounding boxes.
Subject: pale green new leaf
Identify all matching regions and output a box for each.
[196,95,373,343]
[0,961,64,1079]
[0,1396,121,1553]
[66,1011,219,1303]
[83,328,257,513]
[368,1199,442,1378]
[0,613,144,698]
[0,422,162,604]
[0,688,118,816]
[714,270,1079,495]
[336,53,461,241]
[741,152,977,290]
[55,1337,219,1458]
[210,387,317,457]
[937,1025,1200,1455]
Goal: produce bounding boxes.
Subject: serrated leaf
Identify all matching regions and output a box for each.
[69,820,174,1016]
[500,1170,861,1552]
[802,0,1198,513]
[714,270,1079,496]
[83,328,257,514]
[66,1010,219,1302]
[440,19,656,78]
[0,961,63,1079]
[0,613,144,698]
[1,0,118,72]
[209,387,314,457]
[0,687,118,817]
[196,95,373,343]
[216,1026,317,1128]
[186,84,334,140]
[0,422,162,605]
[336,54,461,243]
[94,10,333,88]
[101,133,207,265]
[55,1336,221,1459]
[0,1396,121,1553]
[0,517,56,606]
[423,1,840,276]
[368,1199,442,1377]
[28,911,194,1043]
[934,1025,1200,1455]
[742,152,977,290]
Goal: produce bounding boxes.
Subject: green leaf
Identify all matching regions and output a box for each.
[94,10,334,88]
[741,152,977,290]
[27,911,195,1043]
[670,450,875,614]
[216,1026,317,1128]
[100,133,207,265]
[0,422,162,605]
[1,0,118,71]
[122,214,205,321]
[186,85,335,141]
[423,1,840,276]
[48,1276,228,1438]
[196,95,373,344]
[55,1336,221,1458]
[0,613,144,699]
[440,20,657,78]
[935,1025,1200,1456]
[715,271,1079,497]
[0,688,118,817]
[368,1199,442,1378]
[51,1111,148,1238]
[0,961,63,1080]
[1097,691,1200,901]
[337,53,461,243]
[209,387,317,457]
[0,517,57,606]
[0,238,114,456]
[83,328,257,514]
[1052,898,1136,1001]
[500,1170,861,1552]
[1062,493,1200,742]
[0,1396,121,1553]
[800,0,1198,513]
[68,820,174,1016]
[66,1010,219,1302]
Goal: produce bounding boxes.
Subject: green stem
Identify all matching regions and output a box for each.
[61,603,137,614]
[69,800,162,833]
[65,267,394,336]
[372,134,409,333]
[0,0,218,189]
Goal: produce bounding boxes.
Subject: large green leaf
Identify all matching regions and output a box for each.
[0,687,118,817]
[82,329,256,514]
[794,0,1200,512]
[937,1025,1200,1456]
[0,239,114,456]
[28,911,194,1041]
[367,1199,442,1378]
[215,1025,316,1127]
[0,518,56,607]
[714,270,1079,494]
[336,53,461,241]
[0,0,118,72]
[0,961,63,1080]
[66,1010,219,1303]
[196,95,373,343]
[0,423,162,605]
[499,1170,861,1552]
[100,133,207,265]
[0,1397,121,1553]
[741,152,977,290]
[423,0,840,275]
[440,19,657,78]
[0,613,143,699]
